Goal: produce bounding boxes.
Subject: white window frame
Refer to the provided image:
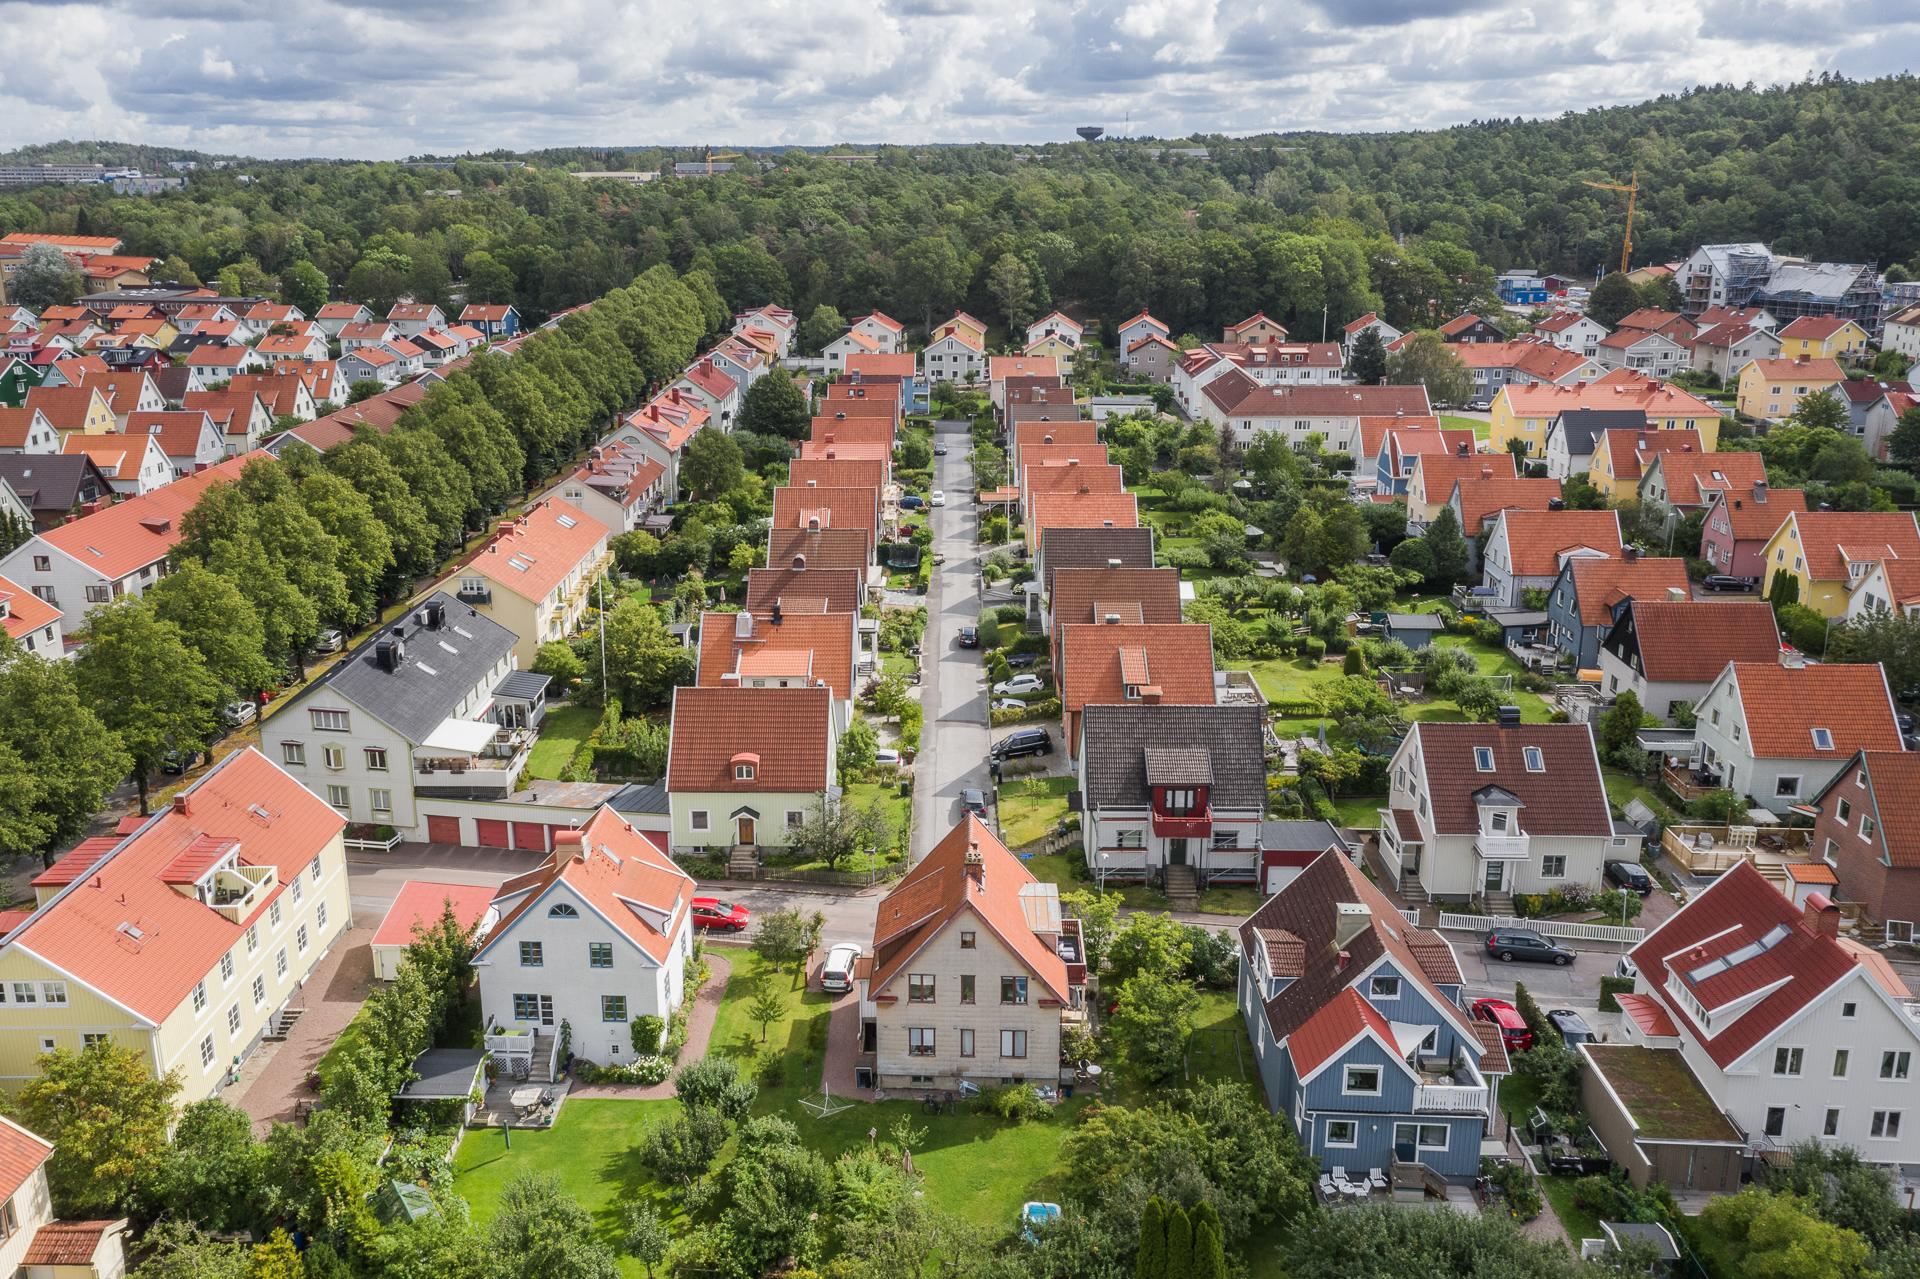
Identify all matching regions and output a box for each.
[1323,1119,1359,1148]
[1772,1046,1804,1077]
[1342,1065,1382,1096]
[1369,975,1401,1000]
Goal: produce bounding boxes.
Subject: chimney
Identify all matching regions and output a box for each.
[963,844,985,887]
[791,554,806,571]
[1480,465,1492,480]
[171,793,190,817]
[734,612,753,639]
[1803,892,1840,939]
[1334,901,1371,949]
[1335,950,1351,973]
[1623,545,1639,561]
[555,828,586,858]
[1667,586,1686,602]
[771,600,784,625]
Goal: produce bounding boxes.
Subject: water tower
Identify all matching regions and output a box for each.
[1075,126,1105,142]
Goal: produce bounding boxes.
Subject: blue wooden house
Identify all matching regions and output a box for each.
[1543,554,1689,669]
[1237,851,1508,1182]
[458,304,521,340]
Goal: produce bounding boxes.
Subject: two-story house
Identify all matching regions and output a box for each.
[1588,427,1706,503]
[669,359,741,428]
[1690,659,1903,813]
[1024,312,1084,351]
[1541,408,1645,481]
[1075,703,1268,886]
[1225,312,1289,344]
[473,806,694,1066]
[1807,751,1920,945]
[1489,375,1719,459]
[1759,510,1920,618]
[446,498,612,668]
[0,748,352,1100]
[0,1118,128,1279]
[1238,850,1508,1180]
[557,442,666,536]
[1481,508,1625,608]
[1598,600,1782,722]
[1342,311,1404,360]
[1637,450,1770,521]
[665,684,835,856]
[1376,429,1476,498]
[1456,341,1602,403]
[1379,718,1623,905]
[1593,329,1690,380]
[0,572,65,660]
[1843,556,1920,622]
[1701,484,1806,581]
[923,318,986,390]
[1058,621,1215,759]
[1438,313,1504,344]
[1737,357,1845,422]
[1405,452,1515,533]
[0,407,59,455]
[124,410,230,478]
[259,594,547,836]
[1544,554,1690,669]
[1689,322,1781,383]
[1532,312,1607,358]
[1776,316,1869,363]
[458,303,520,341]
[696,609,857,737]
[1614,862,1920,1172]
[860,816,1084,1091]
[386,302,447,339]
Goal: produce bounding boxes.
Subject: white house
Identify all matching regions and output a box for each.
[386,302,448,338]
[0,1116,129,1279]
[1024,311,1084,349]
[1480,508,1624,607]
[1532,312,1608,358]
[849,312,905,353]
[823,327,884,375]
[0,407,58,455]
[62,431,172,496]
[1689,659,1903,813]
[1885,304,1920,361]
[474,806,696,1065]
[183,344,264,392]
[1341,311,1404,361]
[1379,719,1628,905]
[668,359,741,427]
[923,318,986,389]
[1594,329,1691,380]
[315,303,373,338]
[665,684,835,855]
[1595,600,1781,723]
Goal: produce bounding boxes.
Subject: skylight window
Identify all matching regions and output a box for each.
[416,661,438,676]
[438,640,459,654]
[1812,727,1834,750]
[1474,747,1495,772]
[1523,747,1544,772]
[557,514,577,528]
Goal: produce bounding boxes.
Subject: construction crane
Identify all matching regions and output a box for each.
[1582,170,1640,276]
[704,145,744,176]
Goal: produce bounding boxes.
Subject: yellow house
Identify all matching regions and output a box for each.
[445,497,613,668]
[1759,509,1920,617]
[1490,374,1720,458]
[0,748,352,1099]
[1022,332,1078,366]
[1776,317,1869,363]
[1587,427,1706,502]
[1736,357,1845,422]
[21,385,115,437]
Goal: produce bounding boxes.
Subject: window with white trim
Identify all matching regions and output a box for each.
[1871,1111,1902,1139]
[1881,1051,1911,1080]
[1343,1066,1382,1095]
[691,810,710,832]
[1324,1119,1358,1147]
[1540,855,1568,878]
[275,949,287,979]
[201,1035,216,1069]
[251,975,265,1007]
[1370,975,1401,999]
[221,953,235,982]
[1773,1046,1804,1077]
[228,1004,241,1036]
[1394,1122,1449,1150]
[1523,747,1544,772]
[309,709,349,732]
[1474,747,1495,772]
[281,742,306,767]
[192,981,207,1013]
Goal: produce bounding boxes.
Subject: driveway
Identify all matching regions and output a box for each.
[231,925,374,1136]
[909,423,994,859]
[347,842,543,921]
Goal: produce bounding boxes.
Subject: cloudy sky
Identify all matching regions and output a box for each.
[1,0,1914,159]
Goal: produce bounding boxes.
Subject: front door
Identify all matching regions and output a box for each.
[1483,860,1506,894]
[737,814,756,845]
[1168,838,1188,866]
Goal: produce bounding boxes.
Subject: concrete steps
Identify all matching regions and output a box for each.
[727,844,759,878]
[1164,864,1198,910]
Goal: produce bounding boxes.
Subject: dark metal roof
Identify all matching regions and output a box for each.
[1081,704,1265,810]
[1259,819,1347,852]
[397,1048,487,1099]
[608,781,669,815]
[493,670,552,701]
[1039,525,1156,595]
[1551,408,1648,455]
[0,454,109,514]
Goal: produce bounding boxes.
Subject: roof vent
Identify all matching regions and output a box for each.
[1334,902,1371,949]
[791,554,806,571]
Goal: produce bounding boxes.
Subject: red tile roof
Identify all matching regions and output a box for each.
[388,303,442,322]
[1747,356,1844,384]
[1342,311,1382,335]
[1451,475,1563,530]
[1226,311,1287,337]
[844,353,916,380]
[744,565,863,617]
[869,815,1070,1001]
[797,438,890,466]
[372,881,497,949]
[1289,988,1396,1079]
[1616,993,1679,1038]
[21,1220,117,1267]
[697,610,856,702]
[62,432,154,480]
[0,1116,52,1206]
[1568,556,1690,625]
[1837,751,1920,868]
[988,356,1059,384]
[1220,383,1433,420]
[1022,459,1124,499]
[1629,861,1866,1069]
[23,385,107,431]
[1600,427,1704,482]
[1412,451,1517,504]
[38,452,254,579]
[1012,422,1100,455]
[0,407,49,449]
[478,807,691,965]
[1493,509,1624,577]
[859,311,904,333]
[1647,450,1768,508]
[666,684,832,793]
[1501,377,1717,421]
[1025,489,1138,547]
[1060,622,1215,716]
[1778,316,1855,340]
[0,571,60,641]
[5,748,343,1022]
[459,498,609,602]
[1780,510,1920,581]
[1439,313,1491,337]
[1724,661,1900,759]
[772,485,879,537]
[766,527,873,575]
[1619,600,1781,682]
[461,304,514,322]
[1708,485,1805,541]
[1410,721,1611,836]
[787,458,886,492]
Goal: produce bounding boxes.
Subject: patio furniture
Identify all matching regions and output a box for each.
[1319,1174,1338,1200]
[1368,1168,1389,1191]
[1331,1166,1368,1198]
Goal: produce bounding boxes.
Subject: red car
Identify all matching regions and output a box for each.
[1470,997,1533,1052]
[691,896,750,932]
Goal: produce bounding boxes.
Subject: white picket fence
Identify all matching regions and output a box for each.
[1436,912,1645,945]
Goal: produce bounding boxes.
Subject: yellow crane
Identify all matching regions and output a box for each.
[1582,170,1640,276]
[705,145,744,176]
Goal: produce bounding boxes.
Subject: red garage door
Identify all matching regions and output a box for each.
[425,815,462,846]
[512,822,548,852]
[474,819,511,849]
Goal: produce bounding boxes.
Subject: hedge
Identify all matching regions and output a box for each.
[1598,976,1635,1013]
[1268,697,1325,717]
[990,697,1061,727]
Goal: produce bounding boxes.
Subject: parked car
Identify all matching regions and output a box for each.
[1467,399,1491,411]
[691,897,750,932]
[1547,1008,1597,1049]
[991,698,1028,712]
[1701,574,1757,592]
[930,490,946,507]
[222,700,258,727]
[1613,954,1638,981]
[933,442,947,456]
[957,626,979,648]
[961,788,989,816]
[314,627,346,654]
[899,495,925,510]
[993,673,1045,696]
[1470,997,1534,1051]
[991,727,1053,760]
[1004,651,1040,669]
[873,748,902,767]
[1485,928,1575,966]
[1604,859,1654,896]
[821,942,863,993]
[160,747,201,775]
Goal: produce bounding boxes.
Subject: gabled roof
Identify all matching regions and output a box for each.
[0,1116,52,1205]
[37,452,252,579]
[928,322,984,352]
[1779,510,1920,581]
[1226,311,1287,337]
[387,302,443,322]
[1499,377,1718,421]
[1025,489,1138,545]
[1707,485,1806,541]
[1060,622,1215,716]
[1645,450,1768,508]
[1451,475,1563,531]
[744,564,863,617]
[787,458,886,493]
[1720,662,1900,759]
[676,359,738,402]
[1342,311,1385,335]
[459,498,609,602]
[1021,459,1124,498]
[772,485,879,536]
[844,353,916,381]
[869,816,1069,1001]
[1048,566,1182,630]
[1777,316,1858,340]
[1613,307,1694,336]
[23,385,108,430]
[5,748,343,1022]
[0,407,51,449]
[20,1219,119,1267]
[1600,428,1703,482]
[1746,357,1844,384]
[1532,312,1598,334]
[478,807,691,965]
[1011,421,1100,453]
[766,526,873,576]
[1439,313,1494,337]
[460,304,515,322]
[1815,751,1920,869]
[1038,525,1156,593]
[857,311,904,332]
[697,610,856,702]
[1492,508,1623,577]
[62,431,157,480]
[1628,861,1893,1070]
[1290,989,1398,1080]
[667,684,832,793]
[1611,600,1781,683]
[1080,703,1265,810]
[1566,556,1690,626]
[1216,383,1432,420]
[1408,722,1610,836]
[1411,450,1514,501]
[0,571,60,641]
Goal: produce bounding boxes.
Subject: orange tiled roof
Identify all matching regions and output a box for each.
[1785,510,1920,581]
[1709,486,1805,541]
[772,486,879,535]
[461,498,609,602]
[0,1117,52,1205]
[1451,474,1563,530]
[39,452,254,579]
[477,808,691,965]
[1494,508,1624,577]
[1567,556,1690,625]
[1647,449,1768,508]
[1025,489,1138,546]
[666,684,832,793]
[0,571,60,641]
[1726,662,1901,759]
[1600,427,1704,482]
[697,610,856,702]
[1621,600,1782,683]
[1060,621,1215,715]
[844,353,916,380]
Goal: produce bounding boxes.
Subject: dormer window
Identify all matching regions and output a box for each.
[1161,789,1195,815]
[1474,747,1495,772]
[735,763,755,780]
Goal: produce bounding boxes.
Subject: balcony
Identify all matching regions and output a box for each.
[413,739,532,798]
[1473,832,1531,861]
[207,865,276,924]
[1413,1083,1490,1114]
[456,585,492,606]
[1151,805,1213,839]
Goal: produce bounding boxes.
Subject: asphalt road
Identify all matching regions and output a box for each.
[908,422,993,860]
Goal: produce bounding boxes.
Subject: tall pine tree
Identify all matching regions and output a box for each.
[1349,325,1388,385]
[1190,1201,1227,1279]
[1424,505,1470,588]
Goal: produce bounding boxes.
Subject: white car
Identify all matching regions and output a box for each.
[993,674,1045,696]
[821,942,863,993]
[930,490,946,507]
[223,700,259,727]
[991,698,1027,711]
[873,748,902,767]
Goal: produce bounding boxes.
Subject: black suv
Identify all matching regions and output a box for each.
[1604,859,1654,895]
[1485,928,1575,966]
[957,626,979,648]
[1701,574,1756,592]
[991,728,1053,761]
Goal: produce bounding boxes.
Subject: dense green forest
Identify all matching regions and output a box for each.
[3,75,1915,337]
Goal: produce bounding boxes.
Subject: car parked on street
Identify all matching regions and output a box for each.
[1005,651,1040,669]
[223,699,259,727]
[993,673,1045,696]
[1701,574,1757,592]
[900,495,924,510]
[933,442,947,456]
[873,748,901,767]
[991,698,1028,712]
[957,626,979,648]
[930,490,946,507]
[1484,928,1574,966]
[961,788,989,816]
[691,897,750,932]
[821,942,863,993]
[990,727,1053,760]
[1470,997,1533,1051]
[314,627,346,654]
[1604,859,1653,895]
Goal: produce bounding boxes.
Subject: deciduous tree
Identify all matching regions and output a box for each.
[73,598,222,814]
[1385,331,1473,408]
[14,1041,181,1217]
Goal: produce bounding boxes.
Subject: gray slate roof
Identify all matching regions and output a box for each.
[1259,819,1346,852]
[0,455,108,515]
[298,592,517,744]
[1080,703,1266,810]
[1039,525,1156,595]
[1551,409,1648,456]
[494,670,552,701]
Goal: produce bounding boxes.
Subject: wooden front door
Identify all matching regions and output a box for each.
[737,814,756,845]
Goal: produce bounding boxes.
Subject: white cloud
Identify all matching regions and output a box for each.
[0,0,1911,157]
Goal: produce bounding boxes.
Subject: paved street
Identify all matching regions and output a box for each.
[909,422,993,860]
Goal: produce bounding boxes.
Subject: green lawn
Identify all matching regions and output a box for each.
[1439,414,1492,441]
[527,703,599,780]
[997,775,1073,847]
[1540,1174,1602,1244]
[1601,765,1677,825]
